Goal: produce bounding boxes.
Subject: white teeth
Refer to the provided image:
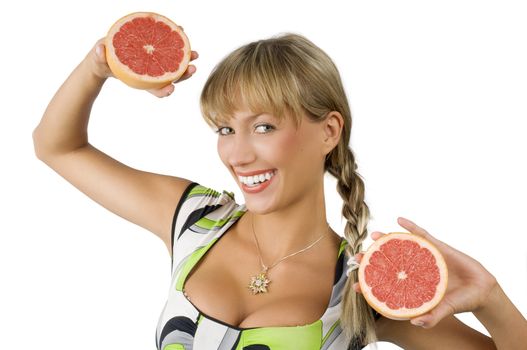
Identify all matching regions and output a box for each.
[238,171,275,186]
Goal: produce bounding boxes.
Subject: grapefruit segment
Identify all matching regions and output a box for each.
[358,232,448,320]
[105,12,191,90]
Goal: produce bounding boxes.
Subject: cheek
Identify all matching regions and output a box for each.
[270,132,303,165]
[217,139,228,166]
[280,130,323,172]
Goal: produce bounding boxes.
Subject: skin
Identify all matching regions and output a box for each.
[355,218,527,349]
[218,108,527,348]
[215,108,344,256]
[33,32,527,348]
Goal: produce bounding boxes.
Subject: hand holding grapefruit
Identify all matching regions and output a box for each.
[355,217,501,329]
[104,12,194,90]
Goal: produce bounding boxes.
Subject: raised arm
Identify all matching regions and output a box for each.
[32,37,199,257]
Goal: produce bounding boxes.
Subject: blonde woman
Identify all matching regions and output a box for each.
[33,32,526,349]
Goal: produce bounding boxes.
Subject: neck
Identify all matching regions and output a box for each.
[244,177,331,262]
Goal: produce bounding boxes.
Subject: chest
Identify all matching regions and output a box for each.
[182,228,341,329]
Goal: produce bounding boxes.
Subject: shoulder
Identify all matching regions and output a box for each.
[171,183,240,239]
[169,182,245,264]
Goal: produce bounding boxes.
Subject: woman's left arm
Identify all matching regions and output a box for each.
[356,217,527,350]
[473,282,527,349]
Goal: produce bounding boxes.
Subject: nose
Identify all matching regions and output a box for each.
[223,133,256,167]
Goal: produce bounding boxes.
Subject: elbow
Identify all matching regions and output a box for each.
[32,128,45,160]
[32,127,52,162]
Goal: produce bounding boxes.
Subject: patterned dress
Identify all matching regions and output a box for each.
[155,182,379,350]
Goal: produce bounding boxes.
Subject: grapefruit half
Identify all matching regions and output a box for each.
[358,232,448,320]
[105,12,191,90]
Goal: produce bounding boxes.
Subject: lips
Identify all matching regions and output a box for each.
[240,171,276,194]
[235,168,276,177]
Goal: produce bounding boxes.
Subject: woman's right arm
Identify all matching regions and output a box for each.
[32,38,198,257]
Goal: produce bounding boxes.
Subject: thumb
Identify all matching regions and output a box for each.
[95,43,106,62]
[397,216,446,249]
[410,300,455,328]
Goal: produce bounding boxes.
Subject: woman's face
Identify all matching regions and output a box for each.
[216,108,327,213]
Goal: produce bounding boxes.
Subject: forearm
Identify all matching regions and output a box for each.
[33,57,106,158]
[473,283,527,349]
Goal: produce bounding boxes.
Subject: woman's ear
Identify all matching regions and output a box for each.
[322,111,344,155]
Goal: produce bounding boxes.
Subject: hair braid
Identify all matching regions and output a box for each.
[326,146,378,347]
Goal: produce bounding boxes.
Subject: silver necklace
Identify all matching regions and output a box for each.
[248,213,329,294]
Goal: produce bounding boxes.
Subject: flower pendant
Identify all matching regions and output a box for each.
[248,272,271,294]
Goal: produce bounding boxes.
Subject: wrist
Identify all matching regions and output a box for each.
[473,281,527,349]
[473,280,501,317]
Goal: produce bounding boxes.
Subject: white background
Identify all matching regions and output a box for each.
[1,0,526,349]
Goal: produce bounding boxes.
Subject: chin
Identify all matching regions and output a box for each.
[242,197,278,215]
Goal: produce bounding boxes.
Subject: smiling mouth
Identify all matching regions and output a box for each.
[238,170,276,187]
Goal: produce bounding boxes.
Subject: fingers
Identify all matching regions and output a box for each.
[371,231,385,240]
[410,299,456,328]
[93,37,106,56]
[176,64,196,83]
[397,217,430,238]
[396,217,447,249]
[94,37,106,51]
[354,252,364,263]
[352,282,362,293]
[94,42,107,63]
[148,64,196,98]
[147,84,175,98]
[87,37,114,79]
[178,25,199,62]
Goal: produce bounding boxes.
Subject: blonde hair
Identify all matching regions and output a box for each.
[200,33,378,347]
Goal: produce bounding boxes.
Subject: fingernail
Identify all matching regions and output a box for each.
[412,320,424,327]
[95,45,102,57]
[400,217,413,224]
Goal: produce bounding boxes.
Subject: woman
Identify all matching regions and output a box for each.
[33,31,526,349]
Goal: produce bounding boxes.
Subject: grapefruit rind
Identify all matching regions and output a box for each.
[358,232,448,320]
[105,12,191,90]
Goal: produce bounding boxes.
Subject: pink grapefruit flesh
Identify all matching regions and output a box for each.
[358,232,448,320]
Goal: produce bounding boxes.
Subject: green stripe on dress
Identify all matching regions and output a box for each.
[175,237,219,291]
[236,320,322,350]
[194,210,246,230]
[338,238,348,256]
[188,185,221,198]
[321,318,341,345]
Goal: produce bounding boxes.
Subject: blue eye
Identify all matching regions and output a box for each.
[255,124,275,133]
[215,127,233,136]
